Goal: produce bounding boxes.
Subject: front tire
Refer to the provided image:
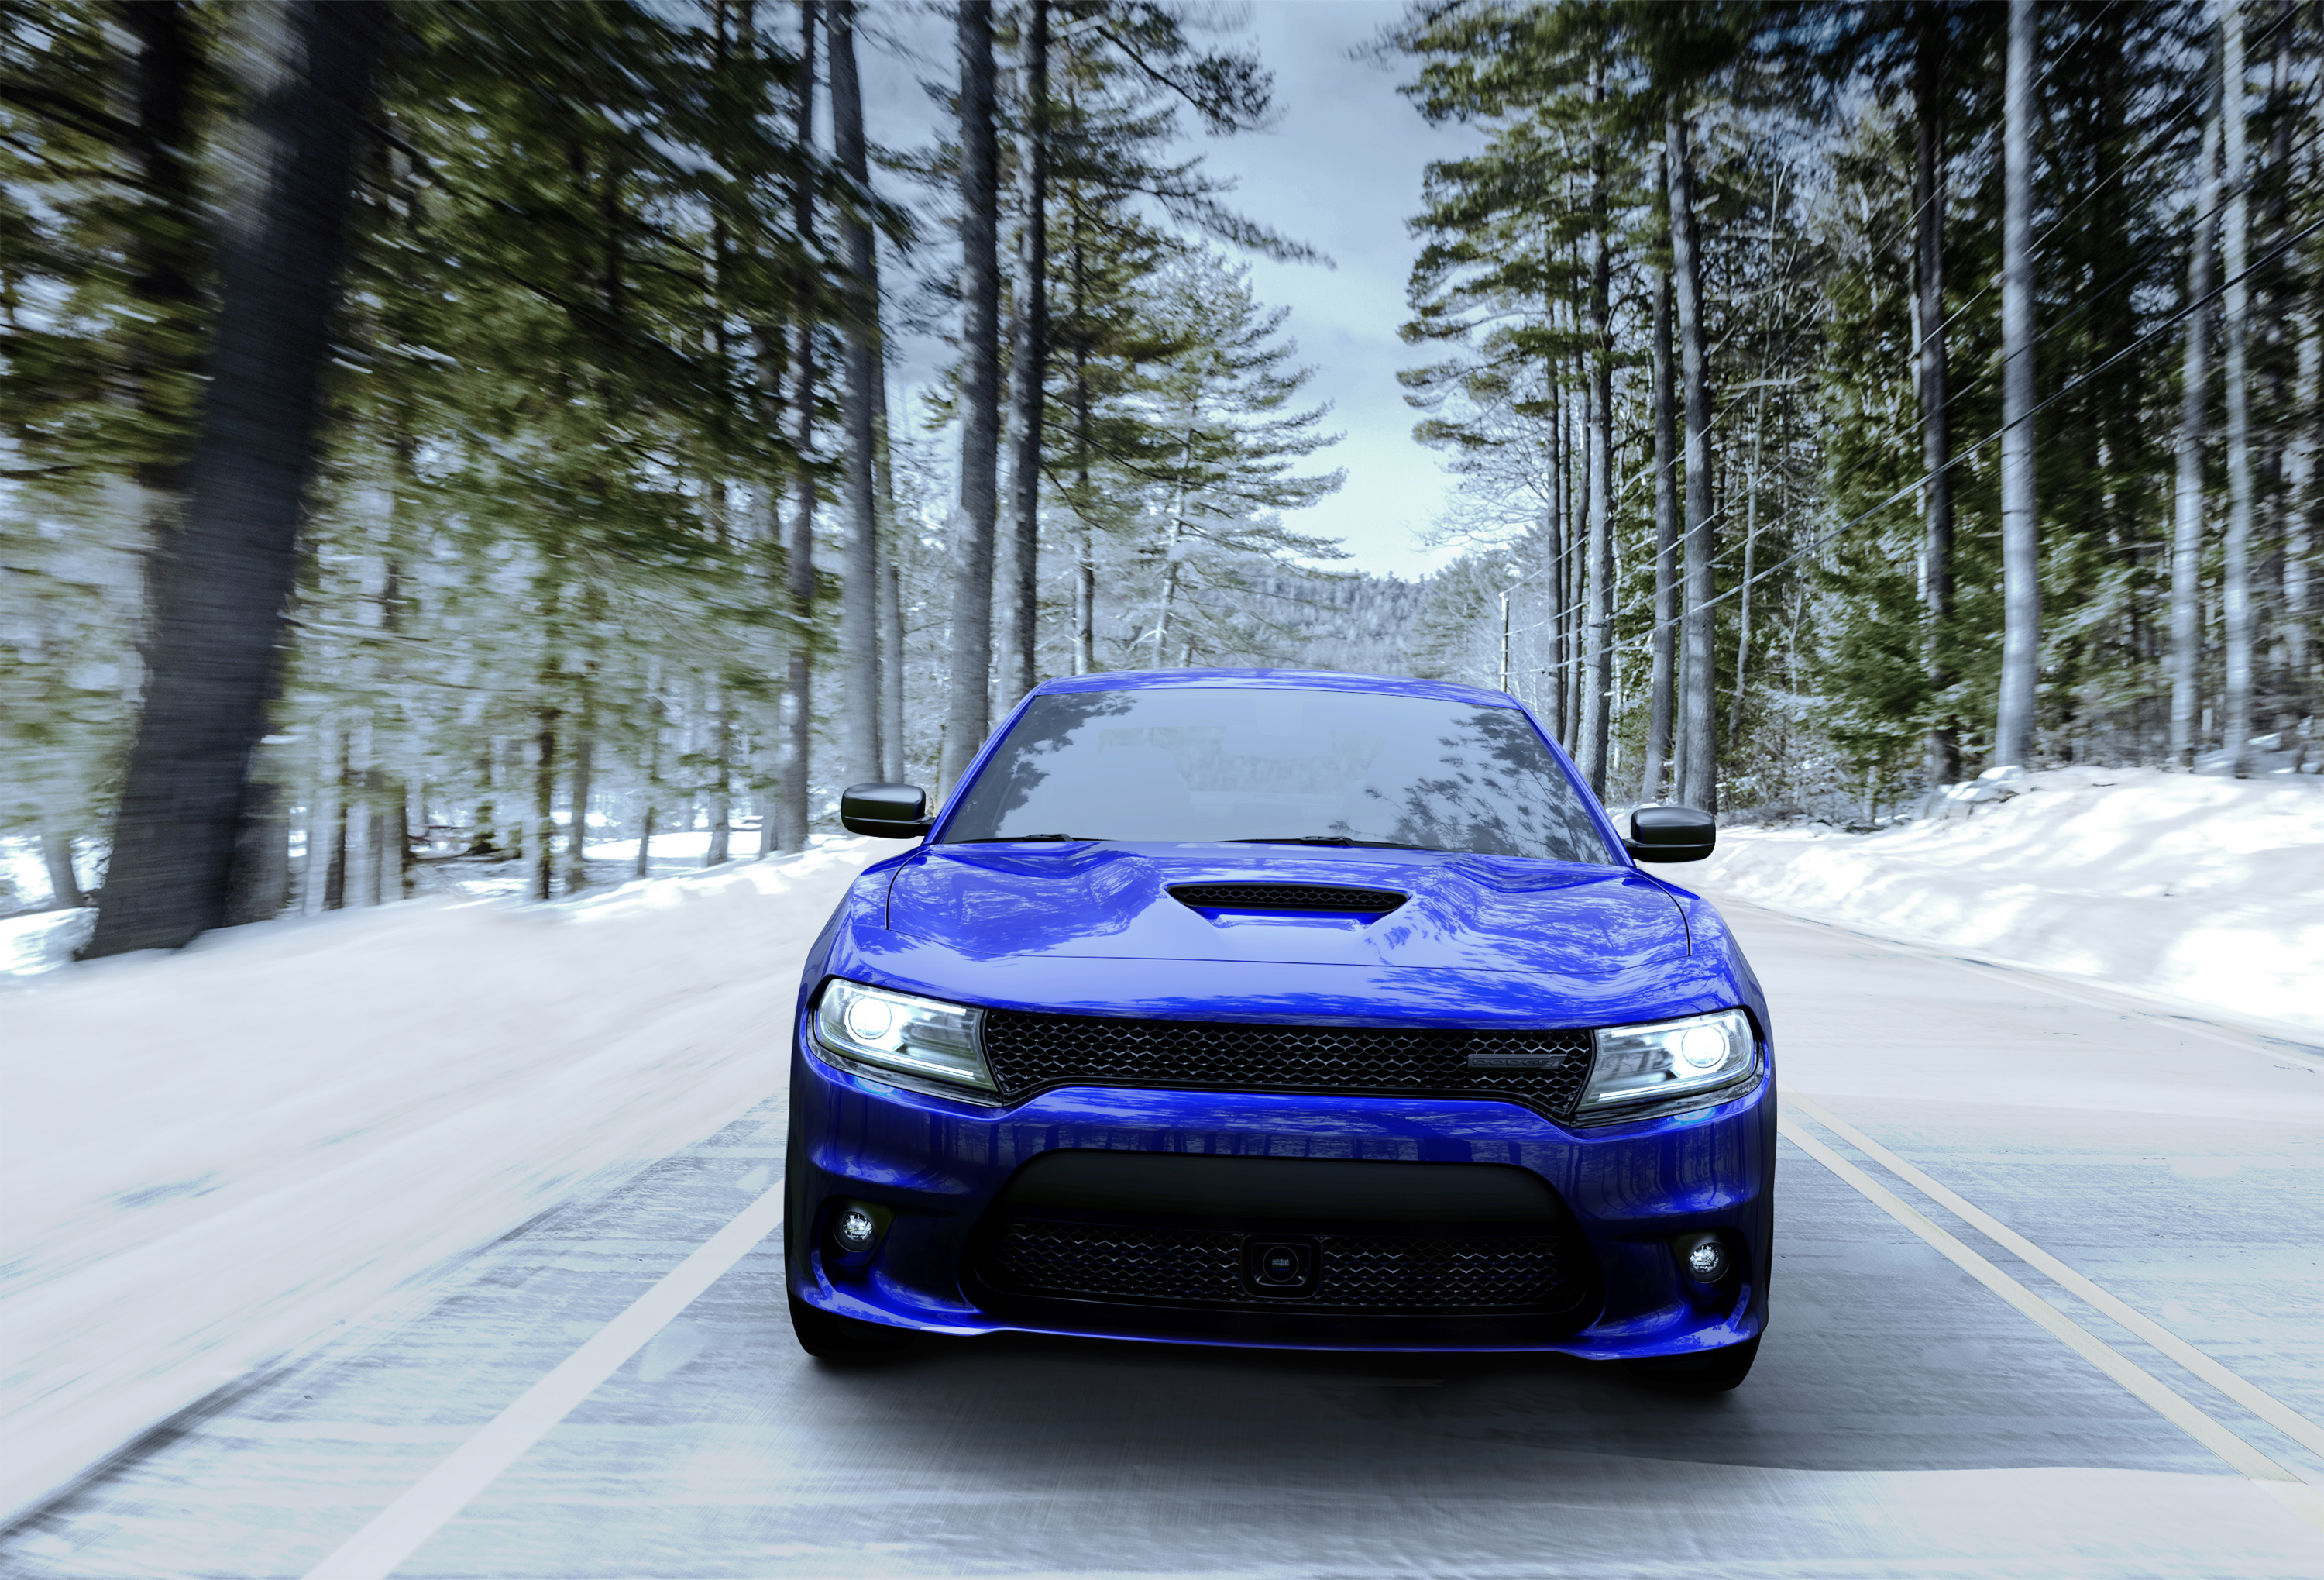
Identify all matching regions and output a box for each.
[787,1286,913,1358]
[1624,1335,1758,1392]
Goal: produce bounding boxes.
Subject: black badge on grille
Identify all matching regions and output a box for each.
[1244,1238,1318,1296]
[1466,1052,1568,1069]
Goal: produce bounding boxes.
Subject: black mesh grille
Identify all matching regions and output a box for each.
[980,1219,1587,1314]
[1167,883,1407,914]
[979,1011,1593,1114]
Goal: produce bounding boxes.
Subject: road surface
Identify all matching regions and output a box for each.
[6,890,2324,1578]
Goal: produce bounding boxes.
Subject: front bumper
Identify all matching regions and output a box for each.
[786,1019,1774,1358]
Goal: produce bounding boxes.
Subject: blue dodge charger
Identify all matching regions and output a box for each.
[785,668,1773,1389]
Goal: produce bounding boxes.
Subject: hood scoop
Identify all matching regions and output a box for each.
[1167,882,1408,916]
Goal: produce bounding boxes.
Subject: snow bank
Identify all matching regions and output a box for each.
[1695,768,2324,1035]
[0,838,882,1523]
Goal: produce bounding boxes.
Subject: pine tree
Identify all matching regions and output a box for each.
[87,1,386,956]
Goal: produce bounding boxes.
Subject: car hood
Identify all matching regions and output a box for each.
[880,842,1687,977]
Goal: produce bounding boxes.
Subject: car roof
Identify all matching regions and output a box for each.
[1029,667,1521,708]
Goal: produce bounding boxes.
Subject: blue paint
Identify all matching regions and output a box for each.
[789,669,1774,1358]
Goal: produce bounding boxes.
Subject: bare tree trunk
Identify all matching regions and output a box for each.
[1644,256,1678,802]
[2260,41,2292,746]
[118,0,202,681]
[779,0,820,846]
[635,682,662,878]
[942,0,1002,792]
[1542,346,1566,743]
[707,679,734,866]
[831,1,882,786]
[875,342,906,782]
[880,558,907,775]
[566,676,594,891]
[1566,335,1587,742]
[1578,74,1614,797]
[997,0,1050,706]
[84,2,384,957]
[1668,102,1717,814]
[2171,108,2222,769]
[1728,436,1762,750]
[325,730,350,910]
[1151,422,1200,663]
[362,756,386,908]
[499,735,524,860]
[401,781,418,900]
[1071,206,1098,677]
[224,780,289,922]
[2291,312,2318,733]
[39,816,86,910]
[1913,9,1959,786]
[1995,0,2040,769]
[468,745,496,858]
[531,706,559,901]
[2219,0,2255,777]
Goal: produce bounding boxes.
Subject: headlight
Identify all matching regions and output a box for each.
[1580,1008,1756,1115]
[812,979,995,1095]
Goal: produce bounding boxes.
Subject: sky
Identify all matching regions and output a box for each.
[860,0,1485,580]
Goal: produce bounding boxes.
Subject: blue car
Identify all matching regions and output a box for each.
[786,669,1773,1389]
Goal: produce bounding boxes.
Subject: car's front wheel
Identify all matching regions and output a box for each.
[1623,1335,1759,1392]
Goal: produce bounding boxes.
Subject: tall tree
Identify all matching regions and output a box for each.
[2171,104,2221,769]
[86,1,386,957]
[1912,4,1958,786]
[778,0,820,851]
[1577,64,1614,796]
[997,0,1050,707]
[2218,0,2254,777]
[941,0,1001,791]
[1136,253,1346,665]
[1668,100,1717,813]
[1642,253,1678,803]
[830,0,881,786]
[1993,0,2040,769]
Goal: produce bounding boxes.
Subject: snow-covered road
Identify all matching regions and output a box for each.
[0,840,883,1530]
[7,875,2324,1578]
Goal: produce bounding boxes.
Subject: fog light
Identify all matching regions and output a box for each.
[834,1207,879,1253]
[1682,1235,1731,1282]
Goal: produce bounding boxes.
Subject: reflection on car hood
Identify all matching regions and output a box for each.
[882,842,1688,978]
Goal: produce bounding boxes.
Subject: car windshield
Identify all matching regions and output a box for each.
[940,687,1615,863]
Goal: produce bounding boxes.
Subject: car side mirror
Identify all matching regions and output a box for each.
[1624,804,1716,863]
[841,783,933,839]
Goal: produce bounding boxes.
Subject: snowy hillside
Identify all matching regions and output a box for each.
[0,839,879,1523]
[1694,769,2324,1036]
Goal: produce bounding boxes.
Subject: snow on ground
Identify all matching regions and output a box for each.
[0,829,781,976]
[1694,767,2324,1037]
[0,837,881,1524]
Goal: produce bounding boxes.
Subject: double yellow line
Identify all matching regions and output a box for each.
[1783,1094,2324,1534]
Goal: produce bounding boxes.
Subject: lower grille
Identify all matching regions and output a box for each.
[978,1012,1593,1115]
[978,1217,1589,1315]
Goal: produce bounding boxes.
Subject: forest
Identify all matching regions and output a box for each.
[0,0,2317,954]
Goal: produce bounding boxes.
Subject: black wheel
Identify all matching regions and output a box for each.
[1623,1335,1759,1392]
[787,1287,913,1358]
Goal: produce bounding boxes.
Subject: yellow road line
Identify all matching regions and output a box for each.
[1776,1115,2324,1537]
[1792,1093,2324,1465]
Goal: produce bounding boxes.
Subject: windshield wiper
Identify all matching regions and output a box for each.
[1225,836,1438,851]
[950,833,1090,843]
